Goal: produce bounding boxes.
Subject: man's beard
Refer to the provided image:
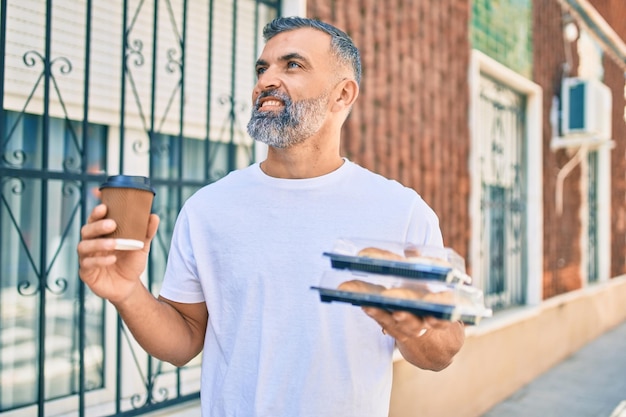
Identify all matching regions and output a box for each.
[247,90,329,148]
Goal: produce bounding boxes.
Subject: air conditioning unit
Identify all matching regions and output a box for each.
[561,77,612,140]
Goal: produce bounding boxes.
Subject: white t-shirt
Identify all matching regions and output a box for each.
[160,159,443,417]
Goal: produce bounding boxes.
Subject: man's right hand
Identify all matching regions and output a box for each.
[77,203,160,305]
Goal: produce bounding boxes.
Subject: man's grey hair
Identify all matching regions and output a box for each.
[262,16,362,85]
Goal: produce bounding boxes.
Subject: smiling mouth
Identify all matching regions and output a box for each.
[259,99,284,111]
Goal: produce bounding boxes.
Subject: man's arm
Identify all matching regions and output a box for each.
[362,308,465,371]
[114,290,208,367]
[78,204,208,367]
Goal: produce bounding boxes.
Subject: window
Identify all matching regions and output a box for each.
[1,0,281,413]
[1,111,107,411]
[469,50,543,310]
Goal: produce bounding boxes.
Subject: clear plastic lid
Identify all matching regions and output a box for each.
[312,270,492,325]
[323,238,471,284]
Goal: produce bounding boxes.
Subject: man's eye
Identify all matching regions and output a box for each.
[287,61,301,69]
[256,67,267,75]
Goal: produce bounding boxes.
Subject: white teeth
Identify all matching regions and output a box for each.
[261,100,282,108]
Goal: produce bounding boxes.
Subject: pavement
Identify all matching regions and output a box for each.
[480,319,626,417]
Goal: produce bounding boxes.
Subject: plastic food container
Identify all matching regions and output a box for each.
[322,238,471,284]
[311,270,492,325]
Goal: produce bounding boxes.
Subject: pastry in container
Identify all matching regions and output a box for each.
[323,238,472,284]
[311,270,492,325]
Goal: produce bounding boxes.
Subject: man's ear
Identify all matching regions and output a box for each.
[330,79,359,113]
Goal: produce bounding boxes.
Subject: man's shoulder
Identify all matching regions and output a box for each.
[346,161,416,194]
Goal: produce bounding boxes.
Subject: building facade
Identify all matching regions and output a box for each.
[310,0,626,300]
[1,0,624,416]
[1,1,284,415]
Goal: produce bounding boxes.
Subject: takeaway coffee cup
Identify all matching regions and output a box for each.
[99,175,156,250]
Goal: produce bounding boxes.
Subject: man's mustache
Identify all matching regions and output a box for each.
[254,90,291,110]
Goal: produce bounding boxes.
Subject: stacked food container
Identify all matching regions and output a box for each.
[311,238,492,325]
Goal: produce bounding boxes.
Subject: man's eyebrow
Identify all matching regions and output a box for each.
[255,52,311,67]
[279,52,309,64]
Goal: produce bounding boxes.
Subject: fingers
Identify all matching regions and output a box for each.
[81,204,116,240]
[87,204,107,223]
[390,311,429,338]
[137,213,160,254]
[422,316,461,330]
[79,251,117,270]
[78,204,117,262]
[362,307,396,328]
[146,213,160,239]
[362,307,429,339]
[77,234,117,255]
[80,219,116,244]
[76,234,118,275]
[79,208,159,258]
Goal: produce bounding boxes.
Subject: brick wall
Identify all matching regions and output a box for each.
[307,0,472,262]
[533,0,584,296]
[533,0,626,291]
[307,0,626,295]
[591,0,626,278]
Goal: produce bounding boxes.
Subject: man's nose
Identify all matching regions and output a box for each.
[255,69,281,93]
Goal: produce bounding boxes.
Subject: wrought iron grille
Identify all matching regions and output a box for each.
[476,75,527,311]
[0,0,279,416]
[587,151,598,282]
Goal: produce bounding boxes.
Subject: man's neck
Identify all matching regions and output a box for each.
[260,144,344,179]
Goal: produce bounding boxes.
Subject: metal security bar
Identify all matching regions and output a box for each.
[587,151,598,282]
[0,1,279,416]
[476,75,527,311]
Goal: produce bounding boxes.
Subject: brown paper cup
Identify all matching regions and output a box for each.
[99,175,156,250]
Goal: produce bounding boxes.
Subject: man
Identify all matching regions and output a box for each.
[78,16,464,417]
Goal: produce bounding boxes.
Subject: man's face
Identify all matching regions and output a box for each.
[247,28,336,148]
[247,88,329,148]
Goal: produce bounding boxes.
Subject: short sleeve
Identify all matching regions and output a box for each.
[159,206,206,303]
[405,195,444,248]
